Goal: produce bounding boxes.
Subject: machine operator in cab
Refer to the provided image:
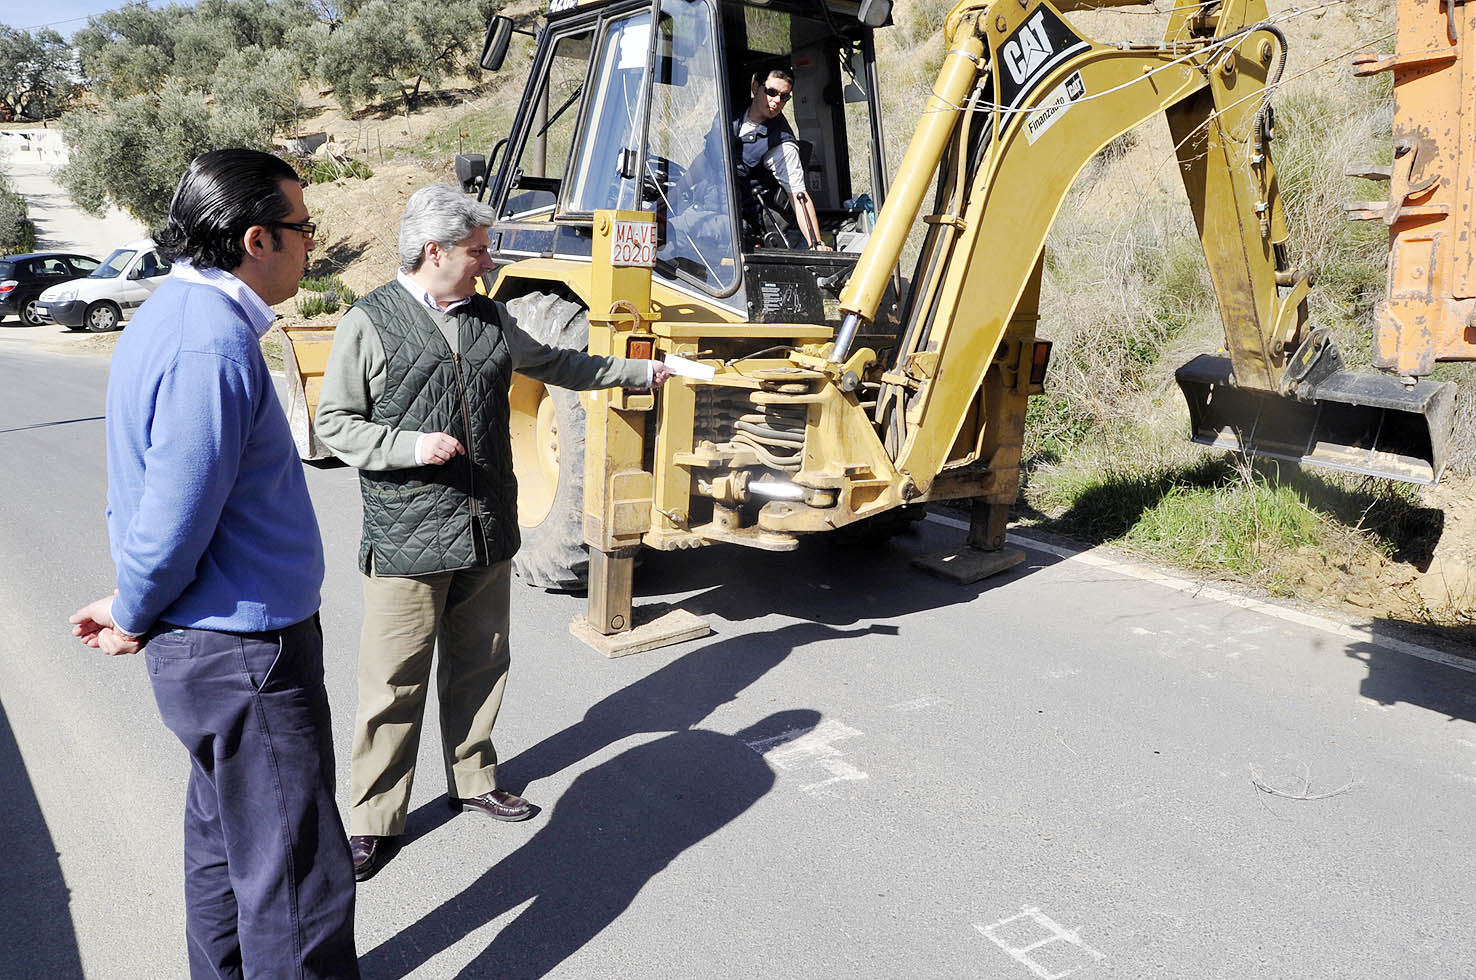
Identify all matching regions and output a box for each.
[676,66,832,252]
[733,68,831,251]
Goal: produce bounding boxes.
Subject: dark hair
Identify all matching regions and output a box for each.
[155,148,300,271]
[752,67,795,87]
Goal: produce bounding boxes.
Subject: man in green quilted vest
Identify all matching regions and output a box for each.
[315,183,672,882]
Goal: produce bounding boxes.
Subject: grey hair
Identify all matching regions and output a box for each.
[397,182,498,270]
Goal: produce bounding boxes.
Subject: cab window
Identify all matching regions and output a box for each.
[565,10,652,214]
[93,249,137,278]
[136,250,170,279]
[644,0,740,293]
[500,26,596,220]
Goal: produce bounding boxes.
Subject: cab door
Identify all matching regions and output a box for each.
[486,7,647,264]
[639,0,742,298]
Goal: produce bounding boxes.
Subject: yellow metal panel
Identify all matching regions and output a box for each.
[583,211,657,552]
[283,336,334,376]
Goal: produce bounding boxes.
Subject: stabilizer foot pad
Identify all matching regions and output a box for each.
[570,607,711,658]
[912,546,1027,585]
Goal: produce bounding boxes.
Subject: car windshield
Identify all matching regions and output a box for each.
[0,262,13,279]
[90,249,137,278]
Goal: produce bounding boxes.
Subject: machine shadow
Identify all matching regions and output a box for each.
[0,699,85,980]
[499,620,882,793]
[626,513,1037,625]
[1347,621,1476,723]
[361,706,824,979]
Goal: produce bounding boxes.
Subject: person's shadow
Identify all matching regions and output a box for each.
[501,620,882,793]
[396,620,885,848]
[358,709,821,979]
[0,698,84,979]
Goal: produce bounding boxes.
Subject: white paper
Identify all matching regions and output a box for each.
[663,353,716,381]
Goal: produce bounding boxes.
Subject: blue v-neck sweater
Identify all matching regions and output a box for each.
[104,278,324,635]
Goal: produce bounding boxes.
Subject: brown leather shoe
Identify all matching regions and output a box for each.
[350,835,396,882]
[447,789,535,822]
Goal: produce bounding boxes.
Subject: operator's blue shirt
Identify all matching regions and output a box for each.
[105,265,324,635]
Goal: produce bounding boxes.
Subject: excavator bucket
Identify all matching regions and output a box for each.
[1176,354,1456,484]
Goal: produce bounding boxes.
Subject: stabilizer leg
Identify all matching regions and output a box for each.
[912,498,1026,585]
[570,548,710,658]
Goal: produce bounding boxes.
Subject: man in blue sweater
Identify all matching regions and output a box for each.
[69,148,359,979]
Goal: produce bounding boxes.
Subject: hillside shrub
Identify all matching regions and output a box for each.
[0,175,36,252]
[296,274,357,317]
[299,157,374,184]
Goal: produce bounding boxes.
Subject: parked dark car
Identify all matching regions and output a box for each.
[0,252,102,326]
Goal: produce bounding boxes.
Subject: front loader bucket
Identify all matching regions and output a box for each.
[1175,354,1456,485]
[280,325,338,461]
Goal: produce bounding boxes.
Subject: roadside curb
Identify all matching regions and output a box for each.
[925,511,1476,676]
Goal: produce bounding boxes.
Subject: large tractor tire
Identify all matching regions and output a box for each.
[506,291,592,590]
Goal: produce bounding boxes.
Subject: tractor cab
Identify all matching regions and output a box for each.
[475,0,896,328]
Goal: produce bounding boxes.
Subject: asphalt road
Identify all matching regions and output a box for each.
[4,153,147,257]
[3,347,1475,980]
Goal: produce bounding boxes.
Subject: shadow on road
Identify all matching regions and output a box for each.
[0,697,84,979]
[627,519,1031,625]
[1347,619,1476,722]
[502,620,881,792]
[359,518,1023,975]
[361,709,818,980]
[366,613,898,978]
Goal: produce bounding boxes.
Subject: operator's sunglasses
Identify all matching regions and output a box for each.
[272,219,318,238]
[763,85,792,103]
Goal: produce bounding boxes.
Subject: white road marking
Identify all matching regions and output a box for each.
[743,725,819,754]
[889,696,939,712]
[925,513,1476,676]
[760,718,864,768]
[977,906,1106,979]
[800,757,870,794]
[744,719,870,797]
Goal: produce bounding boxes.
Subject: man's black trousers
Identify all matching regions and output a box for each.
[145,616,359,979]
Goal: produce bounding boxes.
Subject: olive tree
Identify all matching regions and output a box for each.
[58,80,275,227]
[316,0,492,112]
[0,173,35,253]
[0,26,79,120]
[73,1,180,99]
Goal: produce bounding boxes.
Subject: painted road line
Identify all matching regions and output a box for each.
[744,719,870,797]
[925,512,1476,676]
[976,906,1106,979]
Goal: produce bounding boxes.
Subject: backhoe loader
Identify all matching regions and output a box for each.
[281,0,1470,651]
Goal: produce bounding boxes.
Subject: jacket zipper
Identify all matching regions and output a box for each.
[452,350,479,522]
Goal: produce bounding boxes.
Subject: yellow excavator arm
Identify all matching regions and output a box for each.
[833,0,1457,486]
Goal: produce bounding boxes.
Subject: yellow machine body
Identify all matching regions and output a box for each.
[282,0,1467,607]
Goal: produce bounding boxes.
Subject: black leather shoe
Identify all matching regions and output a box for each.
[350,834,396,882]
[447,789,535,822]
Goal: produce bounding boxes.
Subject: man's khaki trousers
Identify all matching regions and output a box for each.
[348,560,511,836]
